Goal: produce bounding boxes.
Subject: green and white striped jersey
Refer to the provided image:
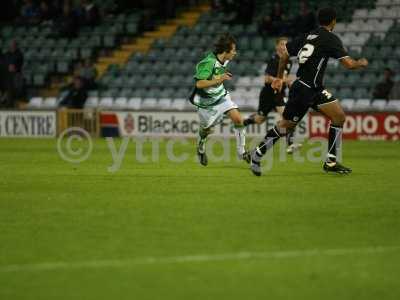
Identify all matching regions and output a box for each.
[193,52,229,107]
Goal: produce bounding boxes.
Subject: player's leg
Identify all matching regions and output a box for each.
[317,99,351,174]
[197,125,212,166]
[276,105,301,154]
[244,88,272,126]
[250,117,297,175]
[226,108,250,162]
[250,81,310,176]
[196,107,218,166]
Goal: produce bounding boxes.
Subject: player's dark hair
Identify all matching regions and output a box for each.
[276,36,288,45]
[214,33,236,54]
[318,7,337,26]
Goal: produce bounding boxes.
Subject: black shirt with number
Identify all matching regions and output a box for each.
[262,53,292,100]
[286,26,348,90]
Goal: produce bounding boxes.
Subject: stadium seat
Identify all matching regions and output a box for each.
[341,98,355,111]
[99,97,114,109]
[158,98,172,109]
[42,97,58,109]
[85,97,99,108]
[127,98,142,110]
[27,97,43,108]
[354,99,371,111]
[236,77,252,88]
[171,98,186,111]
[339,87,353,98]
[371,99,388,111]
[234,98,247,107]
[387,100,400,111]
[246,98,258,110]
[141,98,158,109]
[114,97,128,109]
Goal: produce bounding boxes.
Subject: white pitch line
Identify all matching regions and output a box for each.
[1,246,400,273]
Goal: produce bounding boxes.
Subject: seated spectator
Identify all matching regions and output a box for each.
[79,59,98,90]
[259,3,287,36]
[372,68,394,100]
[234,0,255,25]
[55,3,78,38]
[39,0,55,24]
[80,0,101,26]
[389,80,400,100]
[59,76,88,109]
[0,51,9,107]
[20,0,40,24]
[290,1,317,37]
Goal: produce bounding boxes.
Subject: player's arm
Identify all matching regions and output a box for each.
[330,34,368,70]
[265,74,277,84]
[266,74,293,86]
[271,45,289,92]
[284,74,296,87]
[339,57,368,70]
[195,72,232,89]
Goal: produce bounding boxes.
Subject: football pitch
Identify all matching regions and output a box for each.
[1,137,399,300]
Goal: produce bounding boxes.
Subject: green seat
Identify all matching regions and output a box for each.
[101,88,120,97]
[263,38,275,52]
[126,23,138,35]
[80,48,93,59]
[354,88,369,99]
[237,37,250,51]
[33,73,47,87]
[65,48,79,60]
[88,36,102,47]
[99,75,113,88]
[338,87,353,98]
[231,24,245,36]
[331,74,346,88]
[387,59,400,70]
[103,35,116,48]
[359,73,377,87]
[152,38,167,49]
[109,77,124,88]
[56,60,71,74]
[250,37,264,51]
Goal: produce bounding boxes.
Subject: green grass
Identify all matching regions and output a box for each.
[1,137,400,300]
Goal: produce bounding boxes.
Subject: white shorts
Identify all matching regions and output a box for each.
[197,93,238,129]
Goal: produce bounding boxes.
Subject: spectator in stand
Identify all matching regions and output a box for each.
[290,1,317,37]
[80,0,101,26]
[55,3,78,38]
[2,40,25,108]
[0,51,9,107]
[79,58,98,90]
[39,0,55,24]
[233,0,255,25]
[20,0,40,24]
[389,78,400,100]
[372,68,394,100]
[259,3,287,36]
[59,76,88,109]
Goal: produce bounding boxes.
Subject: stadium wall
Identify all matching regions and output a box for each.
[100,111,400,141]
[0,110,399,141]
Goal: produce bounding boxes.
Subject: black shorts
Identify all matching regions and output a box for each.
[282,80,337,123]
[257,86,285,116]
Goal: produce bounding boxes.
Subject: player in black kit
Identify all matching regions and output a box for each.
[243,37,301,154]
[250,7,368,176]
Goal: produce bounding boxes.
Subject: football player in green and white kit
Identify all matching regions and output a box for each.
[190,33,250,166]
